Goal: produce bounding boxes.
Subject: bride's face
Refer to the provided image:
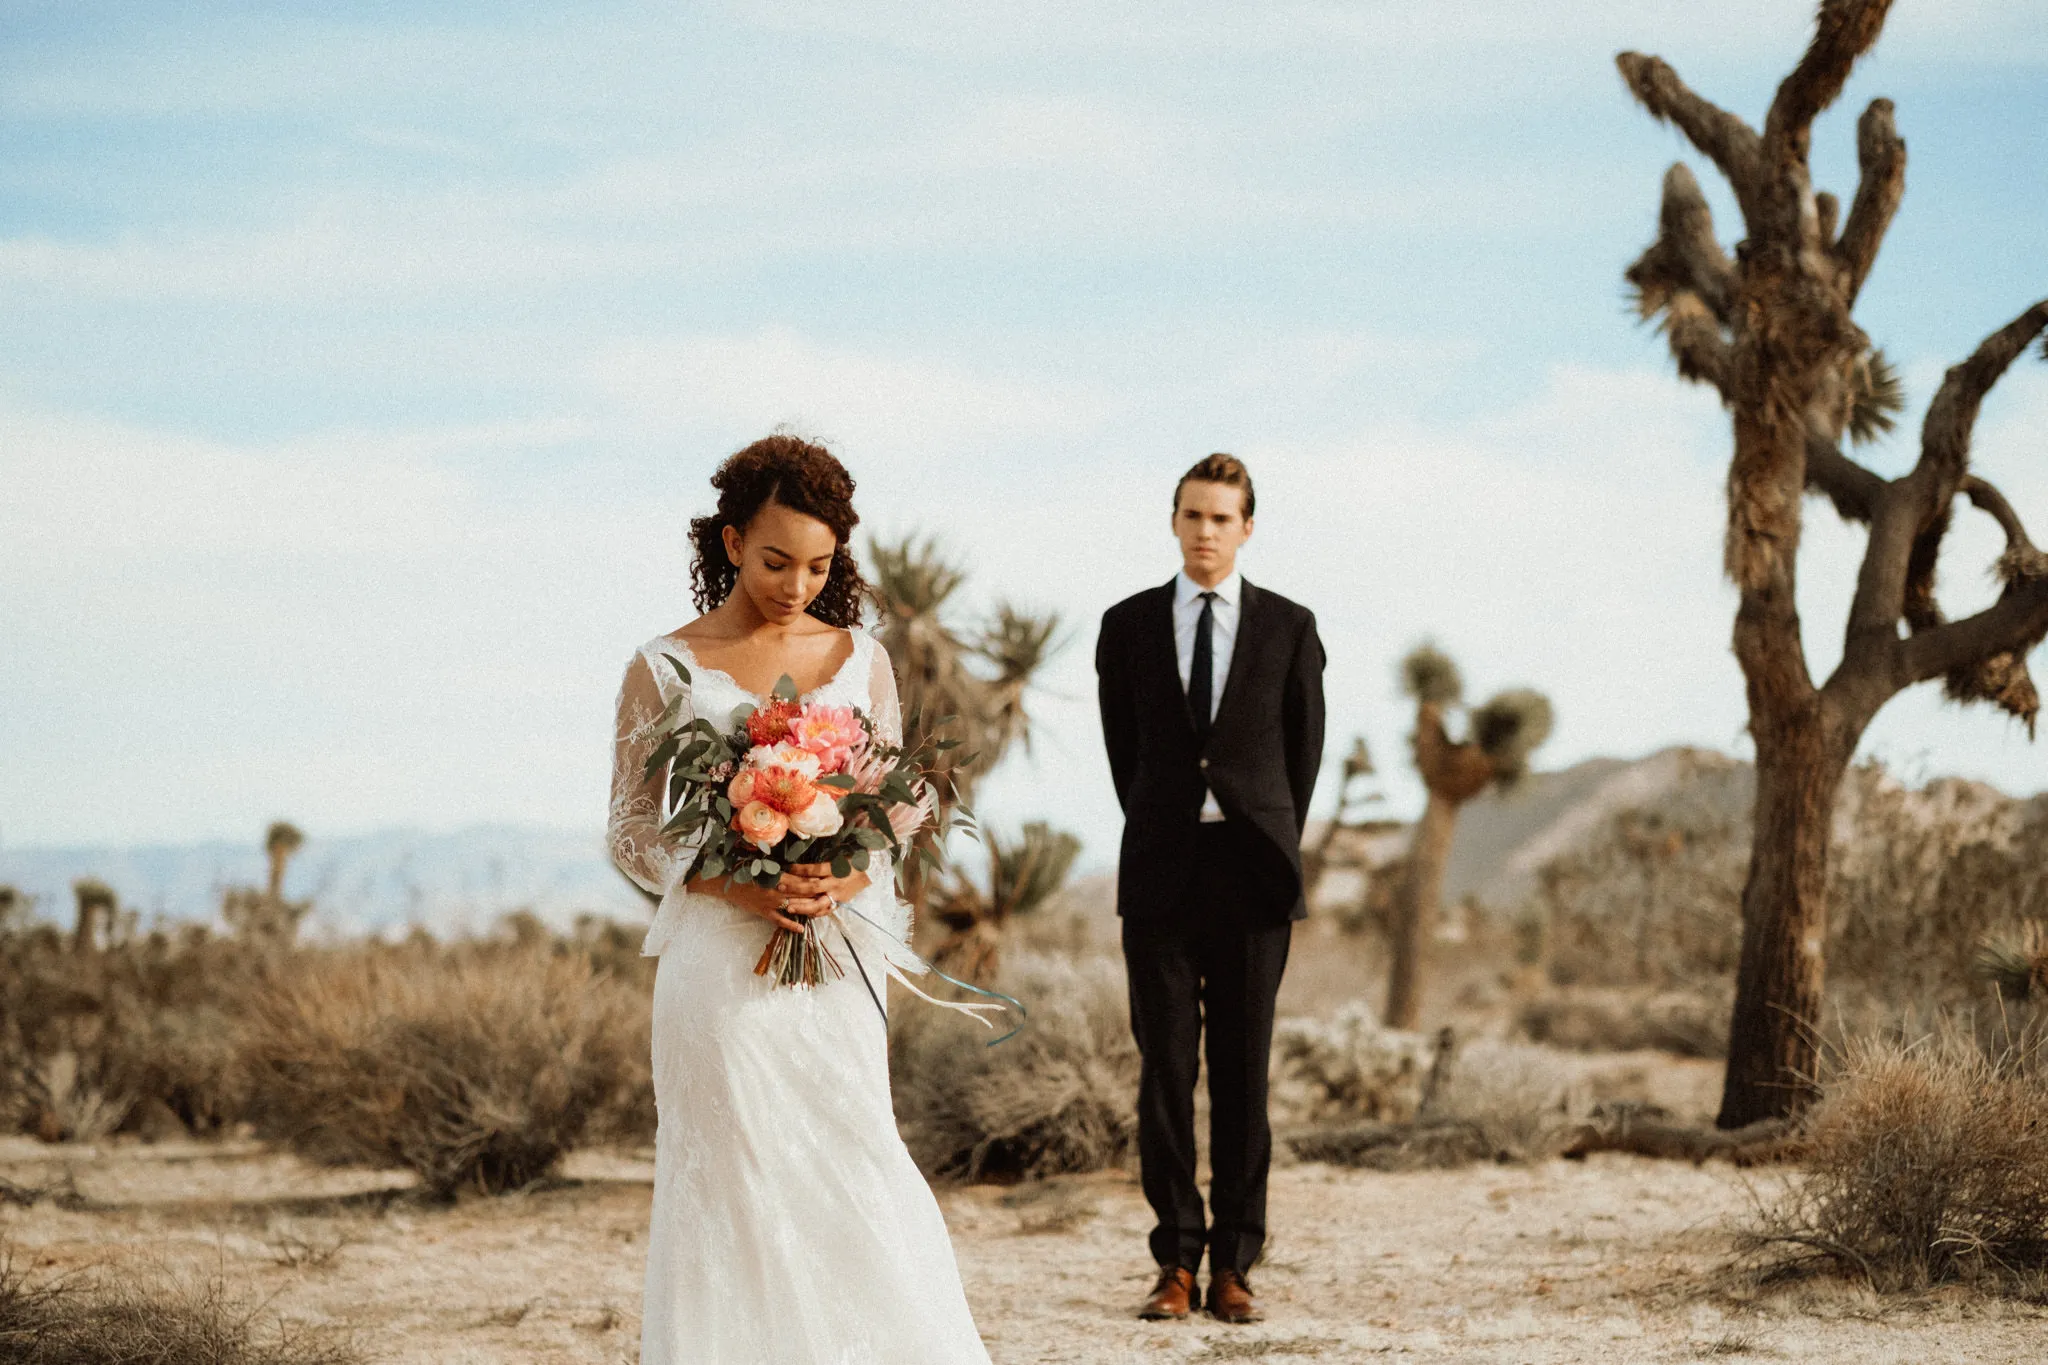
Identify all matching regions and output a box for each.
[722,499,840,625]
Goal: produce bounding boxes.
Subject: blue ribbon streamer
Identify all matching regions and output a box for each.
[840,906,1028,1047]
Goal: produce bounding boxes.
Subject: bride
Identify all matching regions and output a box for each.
[608,435,995,1365]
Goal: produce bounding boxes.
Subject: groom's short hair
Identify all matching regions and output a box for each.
[1173,453,1255,520]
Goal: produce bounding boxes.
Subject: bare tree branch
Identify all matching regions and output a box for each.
[1627,163,1738,326]
[1964,475,2048,576]
[1898,576,2048,734]
[1615,53,1762,217]
[1803,426,1886,523]
[1833,99,1905,303]
[1917,301,2048,489]
[1764,0,1895,167]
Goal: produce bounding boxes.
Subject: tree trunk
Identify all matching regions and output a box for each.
[1717,708,1855,1128]
[1385,791,1458,1030]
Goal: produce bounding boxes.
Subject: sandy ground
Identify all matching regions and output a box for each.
[5,1122,2046,1365]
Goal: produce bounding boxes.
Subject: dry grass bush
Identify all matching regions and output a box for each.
[0,1243,359,1365]
[1269,1002,1430,1126]
[1288,1038,1583,1170]
[889,950,1139,1180]
[241,942,647,1196]
[1516,986,1730,1058]
[1748,1025,2048,1291]
[0,921,270,1141]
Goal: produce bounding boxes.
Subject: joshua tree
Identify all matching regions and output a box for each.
[1385,645,1553,1029]
[929,820,1083,985]
[70,878,116,956]
[1619,1,2048,1125]
[264,821,304,900]
[867,536,1064,914]
[224,822,312,944]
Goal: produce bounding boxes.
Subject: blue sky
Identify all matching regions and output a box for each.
[3,1,2045,866]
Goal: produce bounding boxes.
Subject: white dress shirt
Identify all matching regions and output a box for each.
[1172,568,1241,822]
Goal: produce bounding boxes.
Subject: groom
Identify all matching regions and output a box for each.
[1096,454,1326,1325]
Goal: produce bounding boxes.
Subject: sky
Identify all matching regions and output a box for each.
[3,1,2045,871]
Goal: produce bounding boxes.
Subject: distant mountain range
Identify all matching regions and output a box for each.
[4,748,2036,939]
[0,824,652,937]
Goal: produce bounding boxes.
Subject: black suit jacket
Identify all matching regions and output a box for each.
[1096,578,1327,922]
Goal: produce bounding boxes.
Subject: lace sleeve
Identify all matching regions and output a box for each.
[868,638,903,749]
[609,651,688,897]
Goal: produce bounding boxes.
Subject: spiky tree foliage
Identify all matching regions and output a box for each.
[867,535,1064,918]
[929,821,1084,985]
[1619,1,2048,1126]
[1384,645,1554,1029]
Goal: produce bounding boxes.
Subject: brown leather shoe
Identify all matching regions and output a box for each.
[1138,1266,1196,1320]
[1205,1268,1263,1323]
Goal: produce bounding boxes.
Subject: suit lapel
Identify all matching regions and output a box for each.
[1209,579,1266,740]
[1147,579,1197,736]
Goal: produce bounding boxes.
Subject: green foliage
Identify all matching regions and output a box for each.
[1400,643,1462,707]
[1469,688,1555,785]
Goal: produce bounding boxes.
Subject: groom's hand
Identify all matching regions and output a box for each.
[781,862,871,919]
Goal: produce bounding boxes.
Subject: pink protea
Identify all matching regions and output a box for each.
[787,703,865,776]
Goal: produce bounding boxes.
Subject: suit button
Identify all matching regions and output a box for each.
[1199,758,1209,769]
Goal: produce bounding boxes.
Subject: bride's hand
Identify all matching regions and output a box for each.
[779,862,872,920]
[689,875,813,933]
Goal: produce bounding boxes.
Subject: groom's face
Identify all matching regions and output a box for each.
[1172,480,1252,586]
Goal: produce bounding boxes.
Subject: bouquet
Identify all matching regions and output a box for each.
[643,655,969,988]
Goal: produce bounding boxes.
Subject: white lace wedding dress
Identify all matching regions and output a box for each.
[609,628,994,1365]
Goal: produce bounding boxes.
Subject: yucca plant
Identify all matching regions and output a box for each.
[929,821,1083,985]
[867,535,1064,917]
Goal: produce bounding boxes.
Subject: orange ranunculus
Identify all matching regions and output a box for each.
[746,699,802,749]
[752,765,817,816]
[733,800,790,850]
[727,768,760,807]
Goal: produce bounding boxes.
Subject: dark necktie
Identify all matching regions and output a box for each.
[1189,590,1217,742]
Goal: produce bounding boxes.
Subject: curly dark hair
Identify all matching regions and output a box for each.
[688,435,868,628]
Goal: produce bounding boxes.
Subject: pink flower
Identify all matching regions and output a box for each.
[788,703,865,776]
[733,800,790,850]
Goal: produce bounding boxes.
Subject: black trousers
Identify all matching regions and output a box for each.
[1120,821,1292,1275]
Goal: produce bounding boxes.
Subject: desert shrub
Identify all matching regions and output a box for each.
[1288,1037,1582,1170]
[1268,1002,1430,1126]
[0,1243,358,1365]
[242,944,646,1196]
[890,951,1139,1180]
[1515,986,1730,1058]
[1749,1028,2048,1290]
[1527,759,2048,1029]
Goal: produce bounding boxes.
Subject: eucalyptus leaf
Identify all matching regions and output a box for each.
[851,848,870,872]
[663,653,692,685]
[831,856,851,879]
[772,674,799,702]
